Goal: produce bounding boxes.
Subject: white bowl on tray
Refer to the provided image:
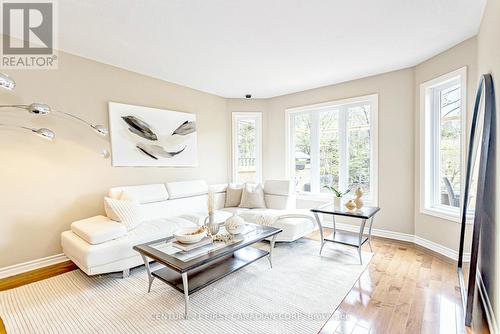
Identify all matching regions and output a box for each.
[173,227,207,244]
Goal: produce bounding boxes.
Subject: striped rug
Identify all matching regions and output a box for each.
[0,239,372,334]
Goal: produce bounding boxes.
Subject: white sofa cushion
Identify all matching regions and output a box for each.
[70,215,127,245]
[239,184,266,209]
[139,195,208,221]
[104,197,143,231]
[166,180,208,199]
[109,184,169,204]
[263,180,294,196]
[62,217,197,269]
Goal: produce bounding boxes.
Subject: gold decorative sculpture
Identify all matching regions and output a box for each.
[354,187,364,209]
[345,199,356,211]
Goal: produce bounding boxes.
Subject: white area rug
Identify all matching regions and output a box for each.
[0,240,372,334]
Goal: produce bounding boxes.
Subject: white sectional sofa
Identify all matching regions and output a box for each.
[61,180,317,276]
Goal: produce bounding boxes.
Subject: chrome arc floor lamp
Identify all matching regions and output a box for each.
[0,72,109,157]
[0,123,55,140]
[0,102,108,136]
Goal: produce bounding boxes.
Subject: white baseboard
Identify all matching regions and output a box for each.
[0,253,68,279]
[332,222,415,242]
[477,272,499,334]
[414,236,470,262]
[325,221,470,262]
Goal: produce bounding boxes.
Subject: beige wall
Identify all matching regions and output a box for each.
[477,0,500,323]
[263,69,416,234]
[0,47,229,267]
[413,38,477,251]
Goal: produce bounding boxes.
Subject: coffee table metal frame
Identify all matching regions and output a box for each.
[133,224,281,318]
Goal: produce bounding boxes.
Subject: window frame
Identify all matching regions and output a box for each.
[285,94,379,205]
[419,67,467,222]
[231,112,262,184]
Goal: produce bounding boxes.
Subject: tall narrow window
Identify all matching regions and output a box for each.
[420,67,466,221]
[232,112,262,183]
[287,94,378,204]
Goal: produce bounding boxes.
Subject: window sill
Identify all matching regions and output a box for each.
[420,206,471,224]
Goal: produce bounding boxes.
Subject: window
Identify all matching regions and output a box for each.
[232,112,262,183]
[420,67,466,221]
[287,94,378,204]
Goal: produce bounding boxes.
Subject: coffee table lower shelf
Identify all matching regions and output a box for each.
[152,247,268,295]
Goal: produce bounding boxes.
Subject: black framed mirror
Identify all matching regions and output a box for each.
[457,73,496,326]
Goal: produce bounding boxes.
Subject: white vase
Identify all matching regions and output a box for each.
[204,213,220,235]
[333,197,342,210]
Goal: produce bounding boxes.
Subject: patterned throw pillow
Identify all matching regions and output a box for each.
[225,184,243,207]
[239,184,267,209]
[104,195,143,231]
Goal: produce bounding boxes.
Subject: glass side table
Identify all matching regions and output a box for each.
[311,203,381,264]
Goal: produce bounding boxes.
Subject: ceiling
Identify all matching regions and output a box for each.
[53,0,486,98]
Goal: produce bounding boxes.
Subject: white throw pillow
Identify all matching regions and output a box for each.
[225,184,243,207]
[104,195,143,231]
[239,184,266,209]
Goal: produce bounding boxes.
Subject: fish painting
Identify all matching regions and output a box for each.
[136,143,186,159]
[172,121,196,136]
[109,102,198,167]
[122,116,158,141]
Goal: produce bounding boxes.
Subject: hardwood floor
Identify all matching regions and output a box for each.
[0,232,489,334]
[305,229,487,334]
[0,260,77,292]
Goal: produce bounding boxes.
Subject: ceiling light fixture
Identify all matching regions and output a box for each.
[0,123,55,141]
[0,73,15,91]
[0,103,108,136]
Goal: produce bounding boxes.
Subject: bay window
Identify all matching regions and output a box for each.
[420,67,466,221]
[287,94,378,204]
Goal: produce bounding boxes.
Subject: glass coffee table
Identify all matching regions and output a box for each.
[311,204,380,264]
[133,224,281,318]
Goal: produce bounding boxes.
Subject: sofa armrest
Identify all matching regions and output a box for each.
[209,183,228,210]
[70,215,127,245]
[209,183,228,193]
[263,180,294,196]
[263,180,296,210]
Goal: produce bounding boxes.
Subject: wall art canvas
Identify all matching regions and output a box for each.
[108,102,198,167]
